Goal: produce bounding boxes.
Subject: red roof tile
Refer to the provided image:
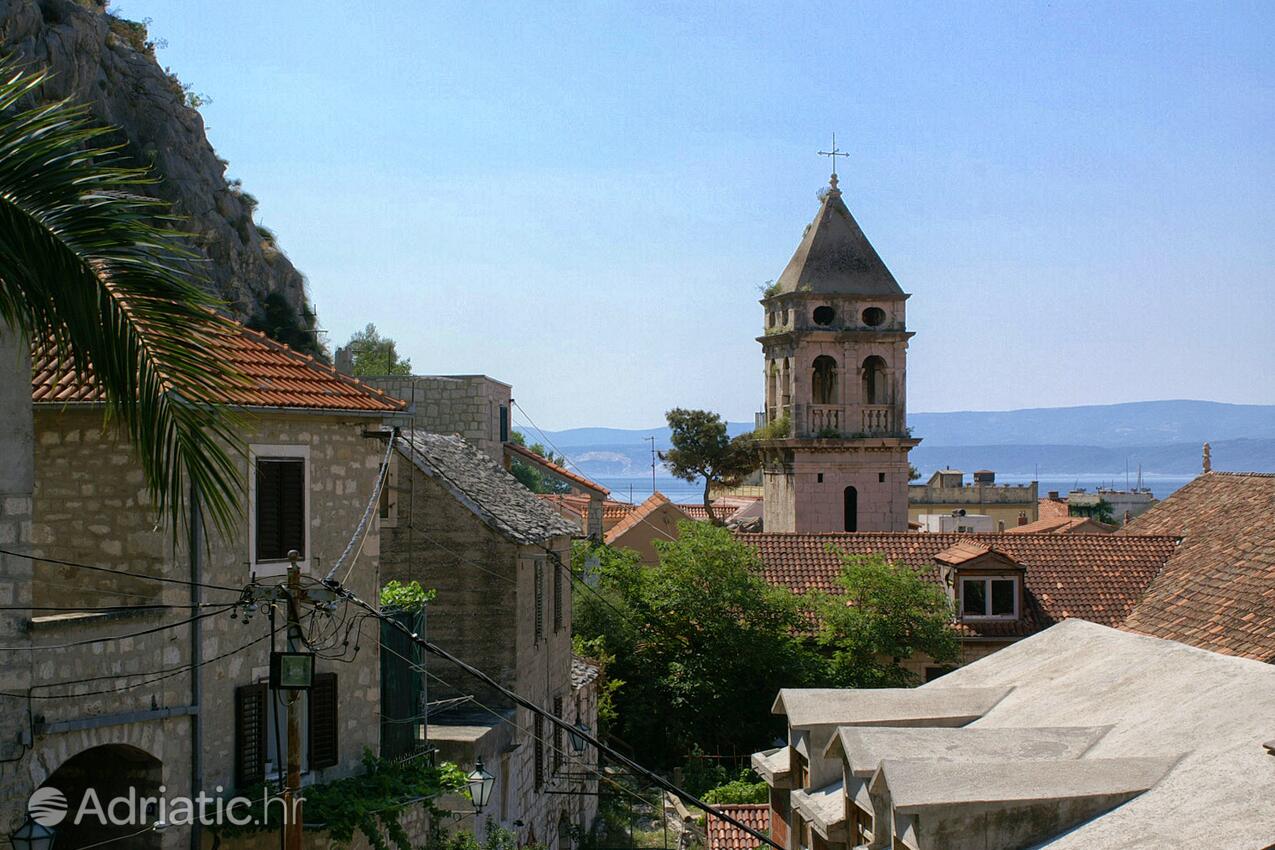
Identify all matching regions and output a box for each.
[31,320,404,413]
[604,492,692,545]
[1122,472,1275,662]
[706,805,770,850]
[737,531,1178,639]
[1007,516,1113,535]
[1039,497,1071,520]
[503,442,609,495]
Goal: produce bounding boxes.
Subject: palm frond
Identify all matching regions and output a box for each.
[0,59,247,538]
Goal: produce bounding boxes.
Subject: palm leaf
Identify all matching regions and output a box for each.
[0,59,247,538]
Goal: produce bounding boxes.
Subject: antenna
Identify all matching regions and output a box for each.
[646,436,657,496]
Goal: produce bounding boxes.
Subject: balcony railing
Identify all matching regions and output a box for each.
[807,405,841,435]
[862,405,893,435]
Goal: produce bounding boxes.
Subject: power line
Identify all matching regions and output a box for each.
[326,430,397,583]
[332,585,782,850]
[0,547,243,593]
[0,604,234,652]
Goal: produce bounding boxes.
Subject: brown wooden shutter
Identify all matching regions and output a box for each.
[308,672,339,770]
[553,558,563,633]
[256,458,305,561]
[552,696,564,773]
[533,712,544,790]
[534,560,544,642]
[235,683,267,788]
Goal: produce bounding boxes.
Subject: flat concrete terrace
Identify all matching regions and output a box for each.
[918,619,1275,847]
[828,725,1110,777]
[773,686,1012,729]
[790,779,846,840]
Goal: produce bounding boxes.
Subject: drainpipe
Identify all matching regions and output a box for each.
[189,484,203,850]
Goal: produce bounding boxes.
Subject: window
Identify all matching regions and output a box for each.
[308,673,339,770]
[960,576,1018,618]
[553,556,563,633]
[534,712,545,790]
[250,445,310,574]
[817,473,823,483]
[553,696,564,773]
[811,356,838,404]
[234,684,268,789]
[861,356,887,405]
[862,306,886,327]
[377,456,398,528]
[843,486,857,532]
[813,305,835,326]
[878,472,886,483]
[534,559,545,643]
[499,405,510,443]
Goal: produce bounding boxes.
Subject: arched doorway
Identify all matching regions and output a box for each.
[844,486,858,532]
[861,356,888,404]
[38,744,163,849]
[811,356,838,404]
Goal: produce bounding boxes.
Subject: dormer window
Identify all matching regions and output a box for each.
[961,576,1018,619]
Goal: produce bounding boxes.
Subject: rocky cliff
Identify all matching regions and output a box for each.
[0,0,322,355]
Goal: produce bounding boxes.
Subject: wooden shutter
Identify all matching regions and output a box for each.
[553,557,563,633]
[235,683,268,788]
[534,560,544,643]
[533,712,544,790]
[255,458,305,562]
[308,672,339,770]
[552,696,564,772]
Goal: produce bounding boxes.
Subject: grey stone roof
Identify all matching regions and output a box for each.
[772,182,906,299]
[396,430,579,545]
[571,656,601,690]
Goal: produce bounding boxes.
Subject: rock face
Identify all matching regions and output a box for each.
[0,0,321,355]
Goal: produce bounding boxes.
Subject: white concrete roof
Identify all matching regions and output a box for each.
[874,756,1176,810]
[772,686,1011,729]
[750,745,792,785]
[790,779,846,838]
[923,619,1275,847]
[828,725,1110,777]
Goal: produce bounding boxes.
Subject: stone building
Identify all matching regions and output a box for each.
[755,173,919,533]
[602,492,692,566]
[379,430,599,848]
[756,620,1275,849]
[362,374,513,463]
[908,469,1039,530]
[7,322,405,849]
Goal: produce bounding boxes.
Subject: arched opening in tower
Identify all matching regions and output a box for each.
[844,486,858,532]
[812,355,838,405]
[861,356,888,405]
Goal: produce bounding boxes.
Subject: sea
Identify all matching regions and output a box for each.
[591,473,1194,507]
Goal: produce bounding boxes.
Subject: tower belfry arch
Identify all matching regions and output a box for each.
[754,146,920,532]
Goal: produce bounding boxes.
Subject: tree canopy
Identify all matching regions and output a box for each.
[660,408,759,524]
[574,530,961,769]
[342,323,412,376]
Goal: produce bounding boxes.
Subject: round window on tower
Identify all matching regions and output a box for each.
[813,305,835,326]
[862,307,886,327]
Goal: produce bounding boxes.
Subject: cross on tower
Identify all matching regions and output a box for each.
[817,133,850,178]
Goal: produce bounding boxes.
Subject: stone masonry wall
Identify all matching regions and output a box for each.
[13,407,389,846]
[367,376,512,462]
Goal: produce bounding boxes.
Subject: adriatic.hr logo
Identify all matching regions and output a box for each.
[25,785,303,828]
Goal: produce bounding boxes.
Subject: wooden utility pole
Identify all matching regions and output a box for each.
[285,553,304,850]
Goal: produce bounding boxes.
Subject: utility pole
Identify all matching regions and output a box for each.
[646,436,657,495]
[285,552,304,850]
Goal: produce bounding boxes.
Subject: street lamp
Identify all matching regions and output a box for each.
[568,720,590,754]
[11,814,56,850]
[466,758,495,813]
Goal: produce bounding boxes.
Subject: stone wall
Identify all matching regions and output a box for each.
[763,444,913,533]
[365,376,512,462]
[11,407,389,846]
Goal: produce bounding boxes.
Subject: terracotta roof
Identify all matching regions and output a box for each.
[705,804,770,850]
[1039,497,1071,521]
[1122,472,1275,661]
[503,442,609,495]
[31,320,404,413]
[737,532,1179,640]
[604,492,691,545]
[675,498,758,522]
[934,540,994,565]
[537,493,635,524]
[1007,516,1113,535]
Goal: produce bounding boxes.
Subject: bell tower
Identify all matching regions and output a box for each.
[757,170,919,532]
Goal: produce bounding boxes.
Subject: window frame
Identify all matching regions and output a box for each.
[377,454,399,529]
[248,444,311,577]
[959,575,1019,620]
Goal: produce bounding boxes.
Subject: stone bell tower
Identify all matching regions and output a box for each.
[756,171,919,532]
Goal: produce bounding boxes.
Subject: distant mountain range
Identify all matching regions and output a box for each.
[520,400,1275,479]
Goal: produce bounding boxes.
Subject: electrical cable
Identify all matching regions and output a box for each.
[0,547,244,593]
[0,604,235,652]
[332,586,782,850]
[324,431,397,583]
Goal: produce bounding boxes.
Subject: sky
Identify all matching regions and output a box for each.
[125,0,1274,430]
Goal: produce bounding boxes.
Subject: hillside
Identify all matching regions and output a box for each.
[0,0,320,354]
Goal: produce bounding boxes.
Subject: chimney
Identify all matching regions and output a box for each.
[334,345,354,375]
[1202,442,1212,473]
[1017,511,1028,526]
[1123,510,1132,526]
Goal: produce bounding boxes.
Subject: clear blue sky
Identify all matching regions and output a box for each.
[127,0,1273,430]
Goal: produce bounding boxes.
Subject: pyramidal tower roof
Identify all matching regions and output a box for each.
[773,174,906,299]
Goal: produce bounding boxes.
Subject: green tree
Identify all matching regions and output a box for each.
[660,408,759,524]
[807,552,960,687]
[508,431,571,494]
[572,524,817,767]
[342,323,412,376]
[0,60,244,535]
